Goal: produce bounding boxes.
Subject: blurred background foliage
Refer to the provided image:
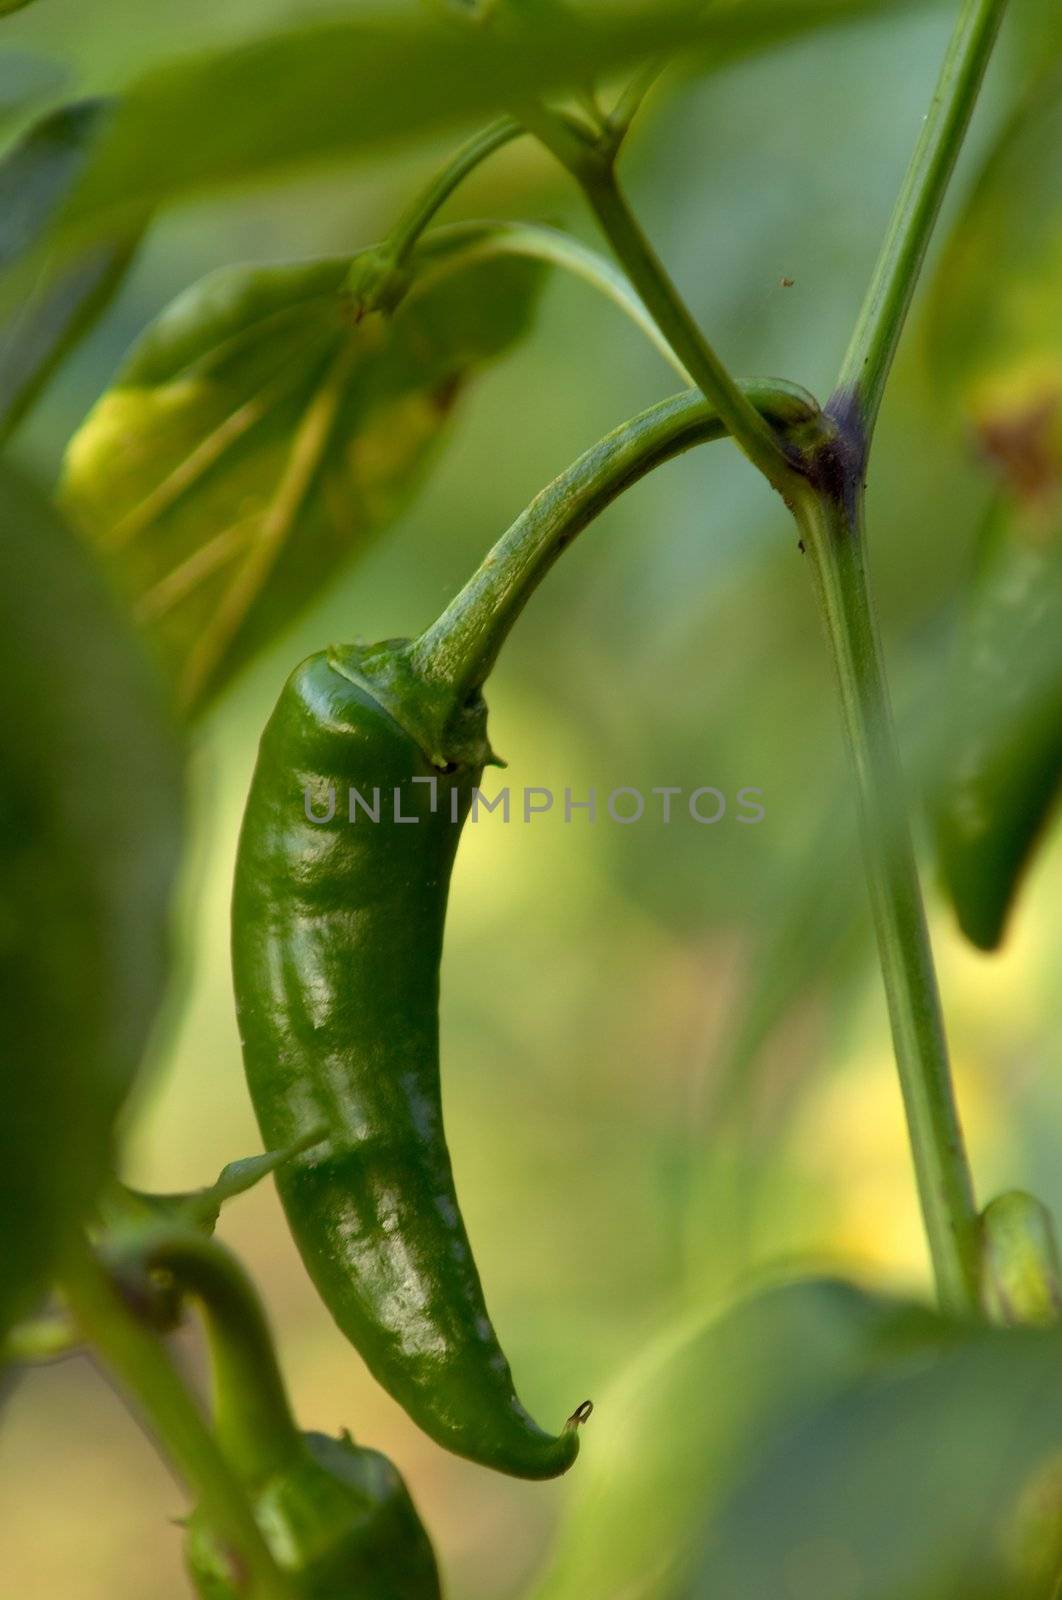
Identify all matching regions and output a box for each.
[0,0,1059,1595]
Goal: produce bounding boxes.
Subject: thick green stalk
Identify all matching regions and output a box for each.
[410,381,818,701]
[836,0,1007,434]
[806,0,1008,1313]
[59,1237,295,1600]
[796,487,980,1314]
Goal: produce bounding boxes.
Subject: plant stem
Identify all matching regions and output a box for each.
[114,1229,303,1489]
[835,0,1007,436]
[810,0,1009,1314]
[606,57,668,149]
[410,381,817,702]
[580,174,800,493]
[795,486,980,1315]
[526,109,801,496]
[59,1236,296,1600]
[387,116,523,266]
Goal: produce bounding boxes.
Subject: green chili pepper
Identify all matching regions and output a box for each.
[234,639,583,1478]
[232,383,817,1476]
[110,1227,442,1599]
[186,1430,440,1600]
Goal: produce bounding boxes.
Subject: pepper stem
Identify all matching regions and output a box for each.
[111,1228,304,1488]
[58,1235,296,1599]
[387,117,523,267]
[523,103,804,499]
[349,117,523,315]
[408,382,819,715]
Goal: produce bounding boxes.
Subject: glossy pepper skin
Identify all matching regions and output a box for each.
[186,1429,442,1599]
[232,641,580,1478]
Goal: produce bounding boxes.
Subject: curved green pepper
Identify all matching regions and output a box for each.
[233,640,581,1477]
[232,384,816,1476]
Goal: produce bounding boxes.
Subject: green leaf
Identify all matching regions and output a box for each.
[0,101,106,273]
[0,99,142,441]
[0,468,184,1341]
[926,72,1062,950]
[693,1319,1062,1600]
[53,0,919,242]
[931,499,1062,950]
[531,1278,931,1600]
[61,236,546,712]
[0,0,37,15]
[0,53,67,130]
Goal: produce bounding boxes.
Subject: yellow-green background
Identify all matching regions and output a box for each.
[1,1,1059,1594]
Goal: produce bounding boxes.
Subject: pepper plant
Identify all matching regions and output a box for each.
[1,0,1060,1596]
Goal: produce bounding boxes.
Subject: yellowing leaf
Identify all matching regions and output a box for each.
[62,238,545,713]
